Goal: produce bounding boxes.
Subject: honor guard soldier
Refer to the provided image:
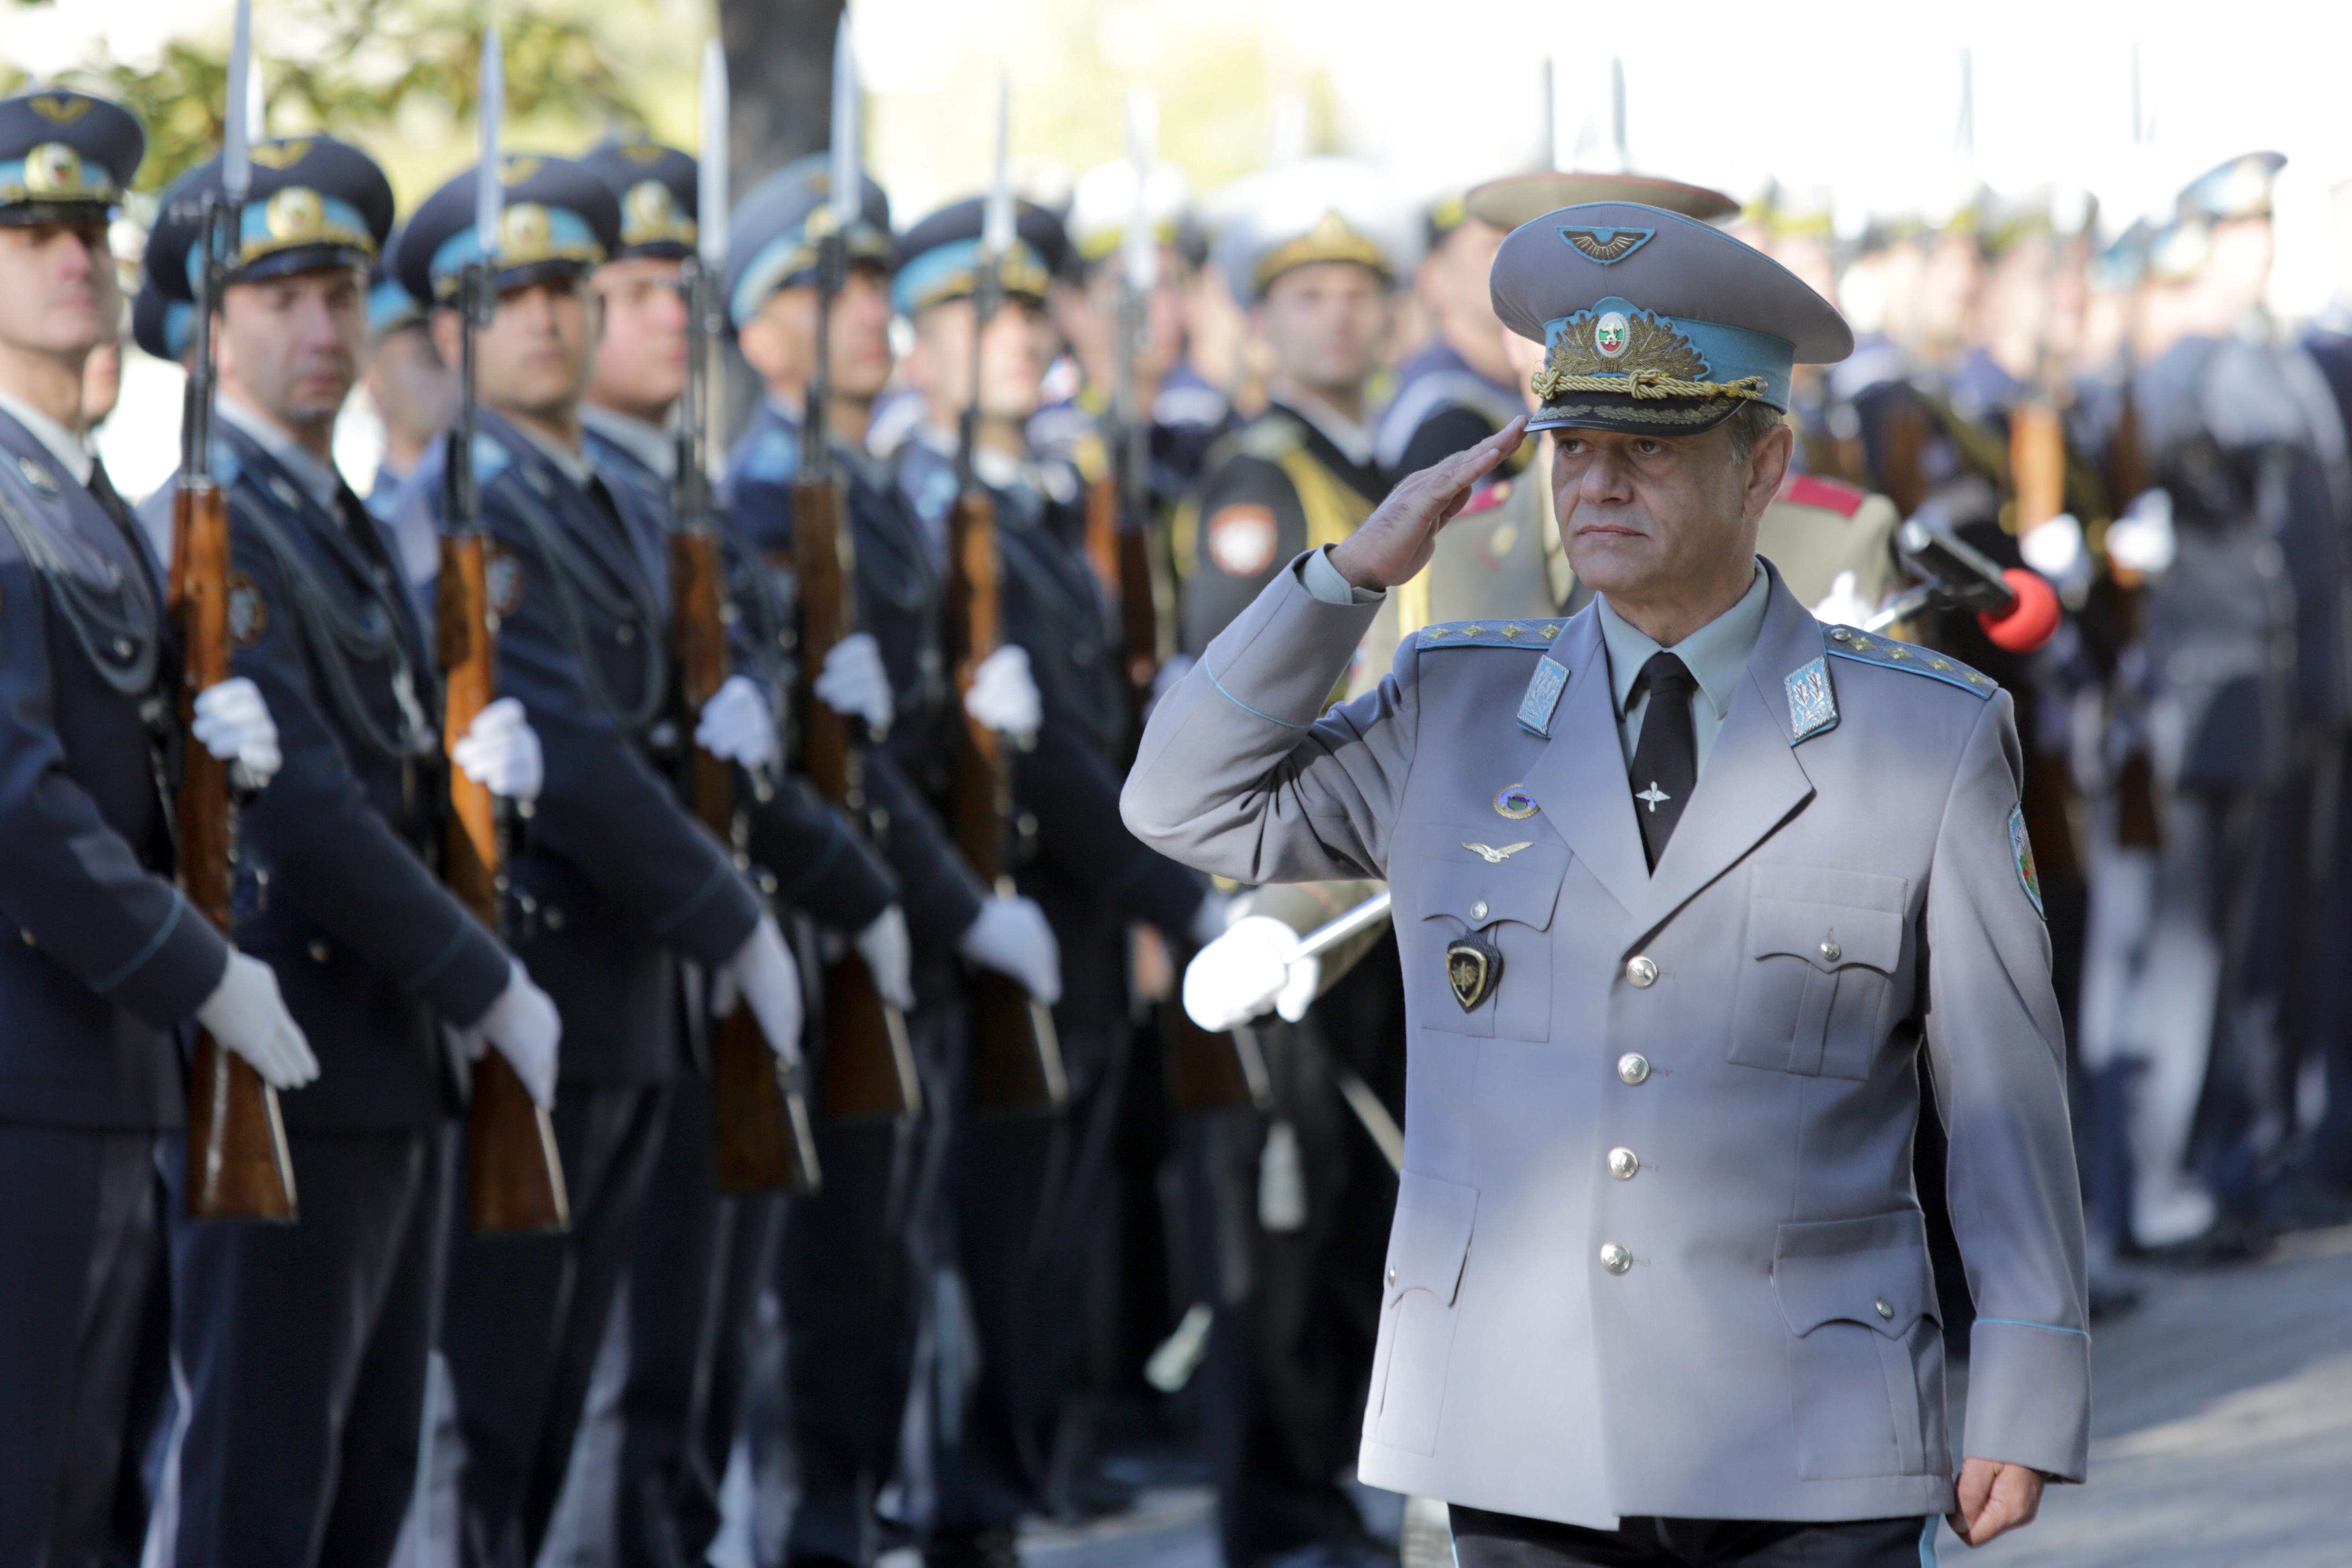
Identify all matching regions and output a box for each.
[1177,159,1405,655]
[572,135,908,1568]
[394,154,806,1568]
[361,230,458,527]
[1374,189,1523,487]
[140,134,560,1568]
[721,156,1057,1568]
[892,196,1225,1558]
[0,87,315,1565]
[1126,202,2091,1565]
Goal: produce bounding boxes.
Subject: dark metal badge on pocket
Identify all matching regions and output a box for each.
[1446,932,1503,1011]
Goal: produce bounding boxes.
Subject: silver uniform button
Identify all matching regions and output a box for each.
[1599,1243,1632,1275]
[1607,1147,1639,1181]
[1875,1297,1895,1320]
[1470,899,1489,922]
[308,939,331,964]
[1617,1053,1651,1086]
[1625,955,1658,988]
[1820,939,1843,963]
[1386,1266,1398,1286]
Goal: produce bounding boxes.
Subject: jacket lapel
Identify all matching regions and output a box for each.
[1634,568,1821,934]
[1517,611,1649,917]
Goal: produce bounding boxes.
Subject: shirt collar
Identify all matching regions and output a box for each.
[1269,378,1377,469]
[218,394,347,513]
[580,402,677,481]
[1597,563,1771,722]
[507,417,597,488]
[0,385,95,485]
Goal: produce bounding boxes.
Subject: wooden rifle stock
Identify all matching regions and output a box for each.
[791,473,920,1119]
[173,478,297,1221]
[670,527,821,1191]
[946,485,1066,1114]
[438,532,570,1234]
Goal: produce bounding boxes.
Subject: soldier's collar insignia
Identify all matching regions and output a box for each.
[1557,224,1654,265]
[16,456,56,495]
[29,95,93,126]
[1786,655,1837,744]
[1516,652,1569,736]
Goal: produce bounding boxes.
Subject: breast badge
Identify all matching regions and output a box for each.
[1494,783,1538,819]
[226,573,268,648]
[1446,932,1503,1011]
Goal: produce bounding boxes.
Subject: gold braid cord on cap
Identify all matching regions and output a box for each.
[1531,309,1768,404]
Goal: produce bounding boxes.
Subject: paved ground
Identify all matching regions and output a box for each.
[1012,1224,2352,1568]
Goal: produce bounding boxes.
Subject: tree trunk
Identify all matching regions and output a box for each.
[719,0,841,191]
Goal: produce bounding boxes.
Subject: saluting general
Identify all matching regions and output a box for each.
[1122,204,2089,1566]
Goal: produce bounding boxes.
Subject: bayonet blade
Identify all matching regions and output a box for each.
[830,15,860,234]
[1123,87,1157,293]
[700,39,729,267]
[478,27,505,261]
[223,0,254,201]
[981,69,1012,260]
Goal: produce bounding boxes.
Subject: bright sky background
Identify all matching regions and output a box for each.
[18,0,2352,491]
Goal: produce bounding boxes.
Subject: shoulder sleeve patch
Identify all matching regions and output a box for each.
[2010,802,2045,918]
[1822,625,1996,699]
[1207,503,1278,577]
[1779,472,1868,517]
[1416,618,1567,650]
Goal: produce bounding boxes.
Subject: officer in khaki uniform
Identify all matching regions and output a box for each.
[1125,205,2089,1567]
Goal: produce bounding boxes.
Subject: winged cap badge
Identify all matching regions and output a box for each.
[1558,225,1654,264]
[1461,840,1534,863]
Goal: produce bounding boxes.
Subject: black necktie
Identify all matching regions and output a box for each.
[85,456,163,610]
[1628,651,1698,871]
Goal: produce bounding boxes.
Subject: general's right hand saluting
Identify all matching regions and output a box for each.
[1325,415,1527,593]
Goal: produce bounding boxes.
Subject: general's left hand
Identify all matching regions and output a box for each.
[1949,1457,2044,1547]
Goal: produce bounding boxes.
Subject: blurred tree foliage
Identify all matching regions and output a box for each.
[13,0,652,193]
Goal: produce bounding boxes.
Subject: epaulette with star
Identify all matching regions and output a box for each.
[1821,624,1997,698]
[1415,618,1569,650]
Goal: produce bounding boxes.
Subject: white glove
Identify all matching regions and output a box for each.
[1189,891,1237,951]
[957,892,1061,1005]
[450,696,544,803]
[1807,569,1874,628]
[714,913,805,1063]
[2107,488,2176,575]
[2020,512,2094,603]
[815,633,895,735]
[191,677,281,791]
[1182,915,1320,1033]
[696,674,782,773]
[962,645,1041,737]
[853,905,915,1011]
[461,959,561,1107]
[196,950,319,1091]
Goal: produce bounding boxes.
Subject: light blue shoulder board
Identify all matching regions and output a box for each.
[1414,617,1568,651]
[1821,624,1998,700]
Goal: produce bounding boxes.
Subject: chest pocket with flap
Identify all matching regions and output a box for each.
[1730,865,1910,1080]
[1415,833,1569,1043]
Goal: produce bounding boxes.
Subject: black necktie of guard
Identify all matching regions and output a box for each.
[1628,651,1697,871]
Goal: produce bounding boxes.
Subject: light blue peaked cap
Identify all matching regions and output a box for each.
[1490,201,1851,434]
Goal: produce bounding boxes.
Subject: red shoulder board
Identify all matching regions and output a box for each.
[1777,472,1867,517]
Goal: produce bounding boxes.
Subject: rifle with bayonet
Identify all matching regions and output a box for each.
[176,0,296,1222]
[789,19,921,1122]
[677,41,823,1188]
[949,79,1066,1114]
[438,30,570,1234]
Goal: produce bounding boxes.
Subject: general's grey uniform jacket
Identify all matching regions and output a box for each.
[1121,553,2090,1528]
